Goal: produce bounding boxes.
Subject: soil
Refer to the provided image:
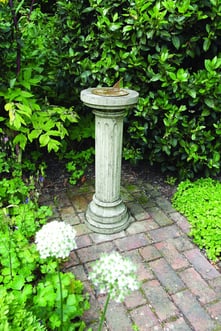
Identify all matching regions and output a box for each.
[43,157,177,200]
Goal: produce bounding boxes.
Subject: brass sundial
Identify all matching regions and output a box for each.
[92,79,129,97]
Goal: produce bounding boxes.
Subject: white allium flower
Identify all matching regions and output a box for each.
[89,252,139,302]
[35,221,77,259]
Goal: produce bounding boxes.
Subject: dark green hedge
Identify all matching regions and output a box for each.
[1,0,221,178]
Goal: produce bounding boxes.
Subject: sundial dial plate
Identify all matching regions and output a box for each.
[92,87,129,97]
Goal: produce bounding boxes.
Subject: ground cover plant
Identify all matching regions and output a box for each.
[172,177,221,261]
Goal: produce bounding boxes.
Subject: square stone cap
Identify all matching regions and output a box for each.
[80,88,139,110]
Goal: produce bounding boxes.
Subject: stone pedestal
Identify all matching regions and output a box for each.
[80,88,139,234]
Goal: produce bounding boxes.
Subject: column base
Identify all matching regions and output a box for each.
[85,195,130,234]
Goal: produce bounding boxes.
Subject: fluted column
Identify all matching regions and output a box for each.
[80,88,138,234]
[94,109,124,203]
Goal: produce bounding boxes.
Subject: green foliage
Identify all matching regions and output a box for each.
[172,178,221,261]
[64,147,95,185]
[70,0,221,178]
[0,286,46,331]
[2,0,221,179]
[33,272,89,330]
[0,69,79,153]
[0,159,89,330]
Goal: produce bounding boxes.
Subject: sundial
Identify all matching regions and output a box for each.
[91,79,129,97]
[80,81,139,234]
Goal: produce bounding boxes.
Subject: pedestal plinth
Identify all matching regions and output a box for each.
[80,88,139,234]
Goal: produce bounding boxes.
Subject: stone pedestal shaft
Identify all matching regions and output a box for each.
[94,109,125,203]
[80,88,139,234]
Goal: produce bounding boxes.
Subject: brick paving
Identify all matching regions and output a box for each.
[40,176,221,331]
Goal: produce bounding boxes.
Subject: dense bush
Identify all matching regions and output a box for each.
[1,0,221,178]
[76,0,221,178]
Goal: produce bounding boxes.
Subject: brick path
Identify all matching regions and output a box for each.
[40,176,221,331]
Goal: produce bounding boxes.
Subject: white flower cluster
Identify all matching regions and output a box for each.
[35,221,77,259]
[89,251,139,302]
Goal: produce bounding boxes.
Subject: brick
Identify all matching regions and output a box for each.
[184,249,220,280]
[142,198,157,209]
[127,202,151,221]
[82,281,101,324]
[209,276,221,293]
[143,280,179,321]
[155,241,189,270]
[206,301,221,323]
[172,290,216,331]
[148,187,161,198]
[172,236,194,252]
[125,290,146,309]
[74,223,91,236]
[179,268,217,304]
[149,258,185,294]
[148,207,173,226]
[98,298,133,331]
[130,305,158,330]
[124,250,154,281]
[126,220,153,235]
[76,234,92,249]
[170,212,187,224]
[138,218,160,231]
[77,242,115,263]
[140,245,161,262]
[63,251,79,268]
[148,326,164,331]
[137,262,154,282]
[163,317,192,331]
[155,197,175,214]
[149,225,181,243]
[132,191,152,207]
[90,231,126,244]
[69,264,88,281]
[70,194,88,212]
[78,212,87,223]
[170,212,190,234]
[60,206,79,223]
[120,187,134,202]
[115,233,150,252]
[176,218,191,234]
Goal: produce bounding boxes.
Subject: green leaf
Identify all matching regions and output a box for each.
[168,72,176,80]
[203,38,211,52]
[47,139,61,152]
[28,129,42,142]
[39,133,50,146]
[172,36,180,50]
[205,98,215,108]
[13,133,28,150]
[11,275,25,290]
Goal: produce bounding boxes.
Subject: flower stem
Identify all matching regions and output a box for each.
[58,268,63,331]
[98,293,111,331]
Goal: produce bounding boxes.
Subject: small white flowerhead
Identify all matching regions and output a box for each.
[88,252,139,302]
[35,221,77,259]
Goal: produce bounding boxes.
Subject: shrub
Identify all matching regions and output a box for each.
[172,177,221,261]
[76,0,221,178]
[1,0,221,178]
